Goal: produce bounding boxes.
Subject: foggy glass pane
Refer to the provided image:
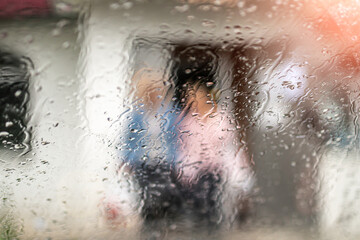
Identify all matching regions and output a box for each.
[1,0,360,239]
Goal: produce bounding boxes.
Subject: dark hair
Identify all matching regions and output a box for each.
[170,44,219,106]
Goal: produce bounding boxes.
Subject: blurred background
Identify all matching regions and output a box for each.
[0,0,360,239]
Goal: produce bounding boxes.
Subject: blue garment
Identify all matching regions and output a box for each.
[122,104,182,170]
[120,104,188,219]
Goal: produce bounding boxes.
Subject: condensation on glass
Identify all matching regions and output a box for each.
[0,0,360,239]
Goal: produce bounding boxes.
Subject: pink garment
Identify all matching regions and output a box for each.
[0,0,50,18]
[176,110,253,192]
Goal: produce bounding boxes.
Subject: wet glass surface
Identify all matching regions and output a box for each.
[1,0,360,239]
[0,50,31,151]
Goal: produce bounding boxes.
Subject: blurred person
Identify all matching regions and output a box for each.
[112,43,254,233]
